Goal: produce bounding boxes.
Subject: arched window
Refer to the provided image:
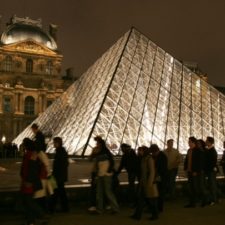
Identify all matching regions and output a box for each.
[26,59,33,73]
[3,56,12,72]
[46,61,53,75]
[24,96,35,115]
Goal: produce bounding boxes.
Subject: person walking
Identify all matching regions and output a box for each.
[93,136,119,214]
[116,143,138,206]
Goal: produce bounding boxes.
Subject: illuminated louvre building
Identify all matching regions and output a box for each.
[0,15,72,142]
[14,28,225,155]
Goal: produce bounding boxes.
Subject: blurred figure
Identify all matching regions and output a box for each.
[50,137,69,213]
[164,139,181,200]
[151,144,168,213]
[131,146,159,221]
[116,143,138,206]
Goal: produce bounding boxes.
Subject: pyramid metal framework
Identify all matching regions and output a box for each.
[14,28,225,155]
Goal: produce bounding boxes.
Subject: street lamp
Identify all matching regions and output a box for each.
[1,135,6,144]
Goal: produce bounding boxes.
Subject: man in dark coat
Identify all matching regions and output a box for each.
[31,123,46,152]
[116,143,138,205]
[51,137,69,212]
[184,136,205,207]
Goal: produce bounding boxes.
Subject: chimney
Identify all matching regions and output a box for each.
[49,24,58,42]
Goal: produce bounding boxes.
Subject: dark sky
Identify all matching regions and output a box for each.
[1,0,225,86]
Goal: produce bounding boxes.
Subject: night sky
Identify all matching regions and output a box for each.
[1,0,225,86]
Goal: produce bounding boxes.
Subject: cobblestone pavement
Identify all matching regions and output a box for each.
[1,159,225,225]
[1,198,225,225]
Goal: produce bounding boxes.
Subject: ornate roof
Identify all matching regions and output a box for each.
[1,15,57,50]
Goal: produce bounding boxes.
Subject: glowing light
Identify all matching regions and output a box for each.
[1,135,6,144]
[196,79,201,88]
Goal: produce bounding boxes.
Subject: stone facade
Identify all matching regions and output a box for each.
[0,15,71,142]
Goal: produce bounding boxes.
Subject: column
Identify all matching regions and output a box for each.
[14,92,18,113]
[38,94,42,114]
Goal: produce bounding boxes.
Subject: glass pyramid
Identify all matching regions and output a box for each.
[14,28,225,155]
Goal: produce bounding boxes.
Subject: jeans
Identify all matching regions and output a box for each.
[96,176,119,212]
[167,168,178,198]
[50,181,69,212]
[206,171,218,203]
[187,172,207,205]
[127,172,137,204]
[133,186,158,219]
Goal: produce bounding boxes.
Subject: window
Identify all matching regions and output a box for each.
[46,61,53,75]
[24,96,35,115]
[3,96,11,113]
[3,56,12,72]
[26,59,33,73]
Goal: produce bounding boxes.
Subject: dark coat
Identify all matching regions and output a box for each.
[20,151,42,194]
[155,151,168,181]
[184,147,204,173]
[204,147,218,173]
[117,150,138,174]
[140,155,158,198]
[53,147,69,183]
[34,131,46,152]
[220,150,225,173]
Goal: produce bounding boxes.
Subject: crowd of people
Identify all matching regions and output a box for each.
[87,136,225,222]
[18,123,225,224]
[0,141,18,158]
